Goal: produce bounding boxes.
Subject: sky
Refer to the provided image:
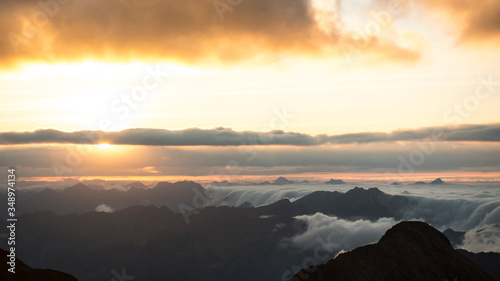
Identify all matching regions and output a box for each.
[0,0,499,181]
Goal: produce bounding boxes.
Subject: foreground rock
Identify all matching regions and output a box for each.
[291,221,495,281]
[0,248,77,281]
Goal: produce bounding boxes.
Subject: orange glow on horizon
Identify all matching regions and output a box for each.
[19,171,500,186]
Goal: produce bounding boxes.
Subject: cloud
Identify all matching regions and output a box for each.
[459,205,500,253]
[284,213,397,253]
[95,204,114,213]
[400,198,500,231]
[327,123,500,144]
[1,140,500,177]
[0,0,420,67]
[460,224,500,253]
[423,0,500,43]
[0,123,499,146]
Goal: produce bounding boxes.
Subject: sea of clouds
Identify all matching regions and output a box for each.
[202,183,500,254]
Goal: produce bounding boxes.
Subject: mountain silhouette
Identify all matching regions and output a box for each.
[7,202,306,281]
[0,248,77,280]
[273,177,295,185]
[413,181,427,185]
[325,179,345,184]
[430,178,445,184]
[458,250,500,281]
[125,181,148,189]
[291,221,494,281]
[0,181,207,218]
[292,187,413,220]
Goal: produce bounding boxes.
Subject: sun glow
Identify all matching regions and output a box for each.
[97,143,113,149]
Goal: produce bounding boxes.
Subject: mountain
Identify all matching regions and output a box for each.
[413,181,427,185]
[412,178,445,185]
[125,181,148,189]
[458,250,500,281]
[0,181,208,218]
[430,178,445,184]
[273,177,295,185]
[292,187,413,220]
[7,203,306,281]
[443,228,466,248]
[390,181,401,185]
[210,180,237,186]
[291,221,495,281]
[0,248,77,281]
[2,185,497,281]
[238,201,254,208]
[325,179,345,184]
[256,180,272,185]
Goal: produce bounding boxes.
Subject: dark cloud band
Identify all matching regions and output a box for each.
[0,123,499,146]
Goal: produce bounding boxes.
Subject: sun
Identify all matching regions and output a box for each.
[97,143,113,149]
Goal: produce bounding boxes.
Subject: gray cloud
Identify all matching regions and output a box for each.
[1,141,499,177]
[327,123,500,144]
[0,123,499,146]
[460,223,500,253]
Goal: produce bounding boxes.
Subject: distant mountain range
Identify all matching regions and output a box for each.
[2,180,499,281]
[325,179,345,184]
[0,181,205,218]
[292,187,412,220]
[1,185,498,281]
[413,178,446,185]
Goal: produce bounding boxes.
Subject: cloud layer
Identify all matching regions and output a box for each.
[1,141,500,177]
[1,123,499,146]
[1,0,498,67]
[460,223,500,253]
[423,0,500,43]
[0,0,421,66]
[285,213,397,253]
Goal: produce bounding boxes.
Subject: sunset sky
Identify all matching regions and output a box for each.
[0,0,499,182]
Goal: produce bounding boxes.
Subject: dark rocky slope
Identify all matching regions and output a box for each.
[0,248,77,281]
[291,221,494,281]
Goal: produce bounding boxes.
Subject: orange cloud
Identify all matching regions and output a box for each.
[423,0,500,44]
[0,0,421,68]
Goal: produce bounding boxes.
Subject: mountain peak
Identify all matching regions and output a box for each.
[152,181,172,189]
[125,181,147,189]
[65,183,90,192]
[273,177,295,185]
[430,178,445,185]
[325,179,345,184]
[291,221,494,281]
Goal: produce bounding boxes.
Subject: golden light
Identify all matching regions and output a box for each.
[97,143,113,149]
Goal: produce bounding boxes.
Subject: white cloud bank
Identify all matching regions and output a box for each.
[285,213,398,253]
